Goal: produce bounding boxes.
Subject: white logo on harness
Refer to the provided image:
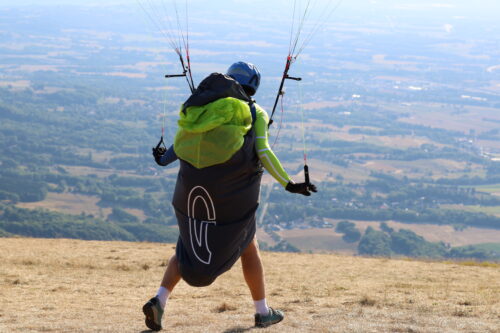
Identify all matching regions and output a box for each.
[187,186,216,265]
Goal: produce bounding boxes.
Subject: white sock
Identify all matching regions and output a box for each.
[254,298,270,315]
[156,286,170,309]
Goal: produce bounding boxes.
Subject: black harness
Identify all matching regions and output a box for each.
[172,73,263,287]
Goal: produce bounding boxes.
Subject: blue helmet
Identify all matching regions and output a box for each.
[226,61,261,96]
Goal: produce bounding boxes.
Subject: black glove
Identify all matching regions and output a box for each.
[285,181,317,196]
[152,146,166,166]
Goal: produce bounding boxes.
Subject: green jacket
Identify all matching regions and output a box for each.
[174,97,253,169]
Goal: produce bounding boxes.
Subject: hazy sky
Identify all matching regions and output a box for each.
[1,0,499,12]
[2,0,500,23]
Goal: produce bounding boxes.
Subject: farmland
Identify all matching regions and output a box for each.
[0,2,499,260]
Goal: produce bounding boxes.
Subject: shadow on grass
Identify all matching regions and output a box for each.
[138,324,257,332]
[140,326,255,333]
[222,326,256,333]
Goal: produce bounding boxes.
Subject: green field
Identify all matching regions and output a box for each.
[441,204,500,216]
[474,184,500,195]
[470,243,500,253]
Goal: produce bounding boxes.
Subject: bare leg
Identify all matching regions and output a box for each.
[160,254,182,291]
[240,237,266,301]
[143,255,181,330]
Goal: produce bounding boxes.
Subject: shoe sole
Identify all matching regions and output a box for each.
[255,316,284,328]
[143,303,162,331]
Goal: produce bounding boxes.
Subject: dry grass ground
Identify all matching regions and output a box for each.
[0,238,499,333]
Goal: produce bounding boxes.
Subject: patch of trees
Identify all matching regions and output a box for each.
[448,245,498,261]
[265,180,500,230]
[389,229,447,258]
[98,191,168,218]
[259,240,300,253]
[358,224,498,261]
[107,174,162,189]
[487,163,500,177]
[0,228,12,237]
[0,174,47,202]
[108,156,145,171]
[335,220,361,243]
[326,207,500,229]
[118,223,178,243]
[358,227,391,256]
[107,207,139,223]
[435,175,500,186]
[307,139,399,156]
[312,105,463,146]
[0,205,178,243]
[317,138,483,163]
[0,98,155,171]
[477,128,500,141]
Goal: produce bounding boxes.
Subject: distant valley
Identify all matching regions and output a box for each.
[0,2,499,261]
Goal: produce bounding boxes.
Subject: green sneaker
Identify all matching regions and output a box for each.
[254,307,284,328]
[142,297,164,331]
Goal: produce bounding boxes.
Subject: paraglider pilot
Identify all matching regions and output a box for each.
[144,62,317,331]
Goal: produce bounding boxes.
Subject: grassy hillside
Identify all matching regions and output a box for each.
[0,238,498,332]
